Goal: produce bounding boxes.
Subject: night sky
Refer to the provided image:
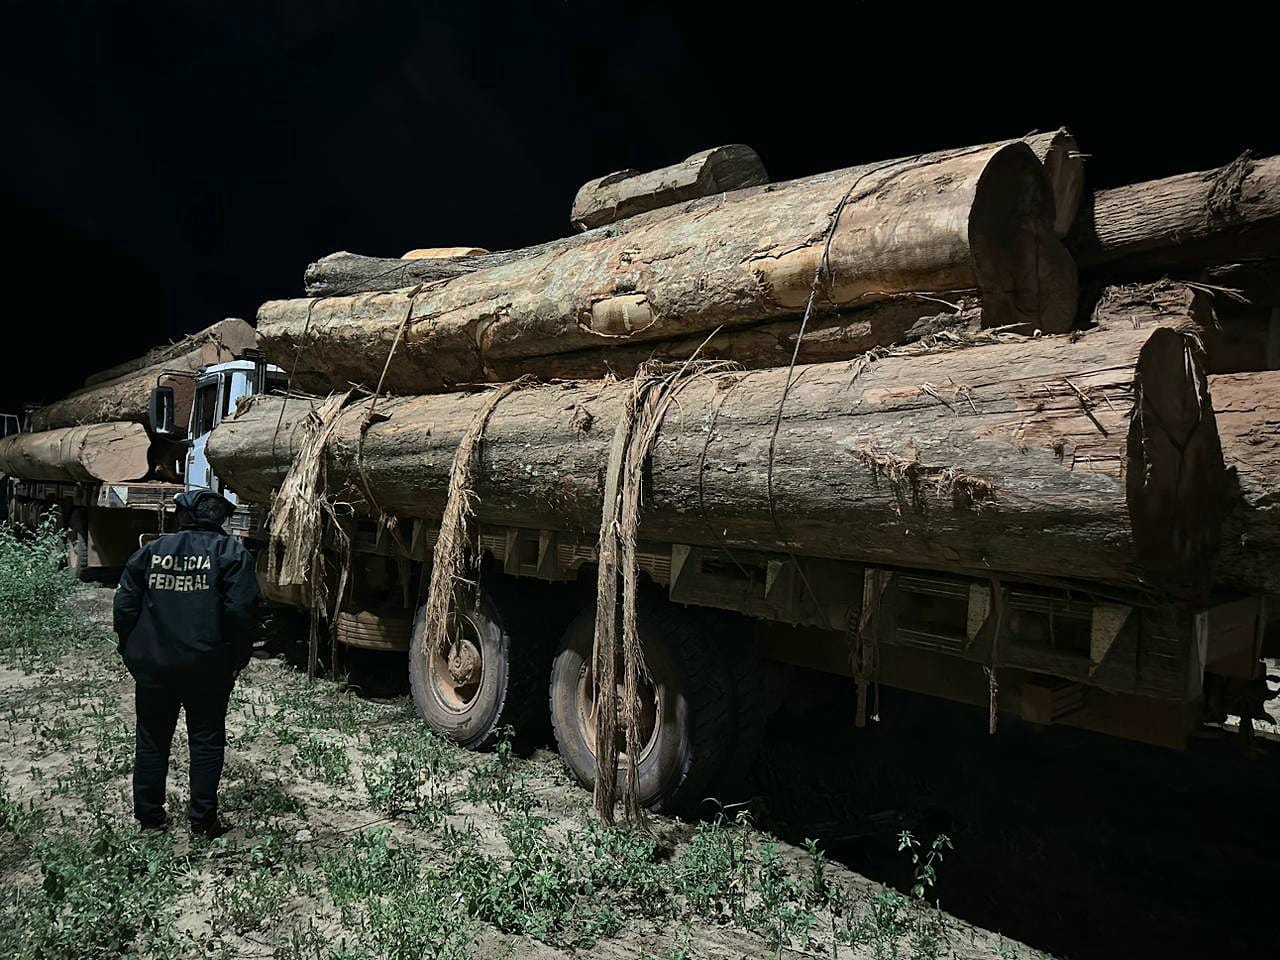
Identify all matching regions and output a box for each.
[4,2,1276,418]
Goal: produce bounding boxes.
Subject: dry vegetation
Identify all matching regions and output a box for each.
[0,520,1043,960]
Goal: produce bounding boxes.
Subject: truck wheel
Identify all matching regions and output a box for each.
[65,510,89,582]
[714,626,769,801]
[549,597,733,814]
[408,577,549,750]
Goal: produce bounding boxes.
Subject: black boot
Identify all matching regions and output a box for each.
[190,817,231,840]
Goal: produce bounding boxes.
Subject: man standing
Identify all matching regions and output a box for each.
[113,488,259,836]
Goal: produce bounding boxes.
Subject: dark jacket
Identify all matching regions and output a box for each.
[113,515,259,685]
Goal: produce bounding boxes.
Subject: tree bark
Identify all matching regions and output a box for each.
[481,294,985,383]
[1071,153,1280,278]
[265,142,1076,395]
[32,319,258,431]
[0,422,152,483]
[1211,371,1280,598]
[571,145,769,231]
[301,131,1082,300]
[81,318,257,388]
[211,322,1224,593]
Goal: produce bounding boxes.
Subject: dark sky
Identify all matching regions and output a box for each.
[3,1,1276,417]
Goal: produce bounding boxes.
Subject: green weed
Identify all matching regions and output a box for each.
[0,812,185,959]
[292,734,353,785]
[0,516,93,669]
[462,726,533,814]
[361,729,459,826]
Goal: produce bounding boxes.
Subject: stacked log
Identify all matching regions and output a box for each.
[571,144,769,231]
[33,318,257,432]
[1071,153,1280,279]
[302,130,1083,299]
[1211,371,1280,599]
[0,422,152,483]
[210,319,1224,594]
[263,141,1077,394]
[222,137,1280,610]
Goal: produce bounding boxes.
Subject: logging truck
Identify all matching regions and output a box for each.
[204,134,1280,813]
[213,306,1274,813]
[1,356,285,580]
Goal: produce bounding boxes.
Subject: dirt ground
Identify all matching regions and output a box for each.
[749,665,1280,960]
[0,585,1043,960]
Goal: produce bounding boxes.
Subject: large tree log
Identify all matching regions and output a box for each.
[0,422,152,483]
[81,318,257,388]
[571,145,769,231]
[1071,153,1280,278]
[301,130,1082,299]
[481,294,986,383]
[212,322,1223,593]
[1211,371,1280,598]
[521,279,1227,385]
[266,142,1076,395]
[33,319,258,432]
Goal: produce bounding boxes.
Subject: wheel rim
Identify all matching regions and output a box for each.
[575,658,660,765]
[428,613,485,713]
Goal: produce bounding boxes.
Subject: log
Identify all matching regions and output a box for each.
[0,422,152,483]
[484,277,1207,389]
[33,319,258,432]
[1086,277,1280,375]
[1211,371,1280,598]
[301,130,1082,299]
[211,322,1224,593]
[570,145,769,231]
[80,317,257,388]
[266,142,1076,395]
[481,294,985,383]
[1071,153,1280,278]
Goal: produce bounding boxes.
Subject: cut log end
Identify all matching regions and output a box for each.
[1027,128,1085,239]
[1126,327,1227,592]
[970,142,1079,334]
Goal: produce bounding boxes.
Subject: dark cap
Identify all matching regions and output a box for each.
[174,488,235,523]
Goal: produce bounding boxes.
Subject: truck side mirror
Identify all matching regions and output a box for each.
[149,386,176,436]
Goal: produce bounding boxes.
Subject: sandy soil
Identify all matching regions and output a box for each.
[0,585,1042,960]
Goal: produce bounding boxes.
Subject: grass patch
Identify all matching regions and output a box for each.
[0,516,99,669]
[0,525,1041,960]
[0,811,185,959]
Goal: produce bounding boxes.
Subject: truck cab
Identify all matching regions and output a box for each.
[3,356,286,580]
[183,359,287,503]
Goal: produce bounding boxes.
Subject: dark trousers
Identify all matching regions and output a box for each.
[133,675,234,825]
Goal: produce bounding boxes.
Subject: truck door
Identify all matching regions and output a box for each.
[211,370,254,507]
[185,376,221,494]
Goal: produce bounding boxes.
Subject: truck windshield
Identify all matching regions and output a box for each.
[192,382,218,438]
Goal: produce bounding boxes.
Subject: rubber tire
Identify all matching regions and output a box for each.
[693,608,770,804]
[549,596,733,814]
[66,509,89,583]
[335,611,412,651]
[408,576,550,751]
